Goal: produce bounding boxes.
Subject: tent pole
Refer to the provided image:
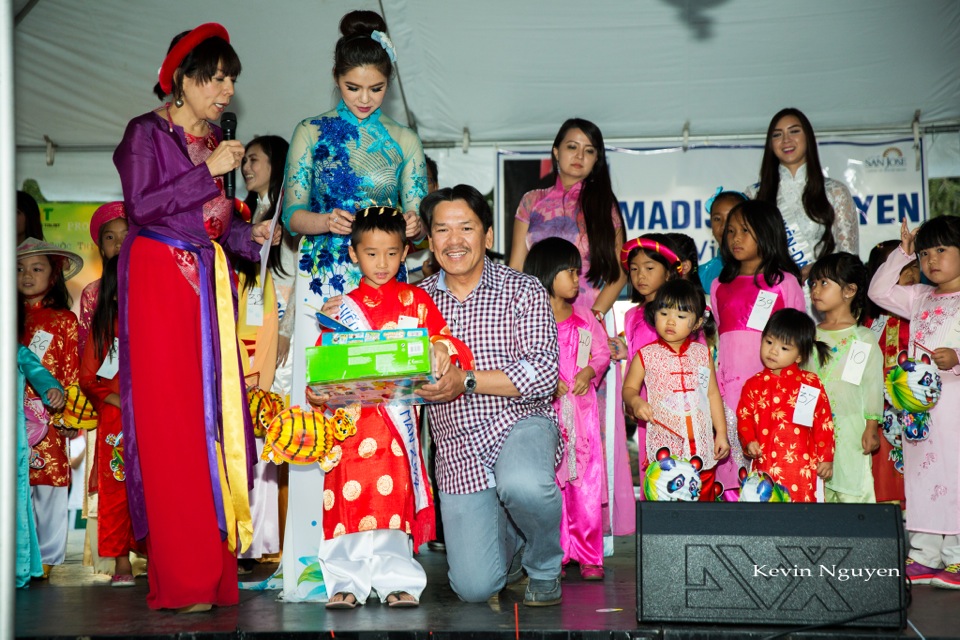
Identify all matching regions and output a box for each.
[13,0,39,26]
[1,0,19,635]
[378,0,416,132]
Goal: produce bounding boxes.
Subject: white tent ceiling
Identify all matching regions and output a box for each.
[15,0,960,145]
[11,0,960,195]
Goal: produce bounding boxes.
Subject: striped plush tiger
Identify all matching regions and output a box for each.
[49,383,98,431]
[261,406,358,472]
[247,386,285,437]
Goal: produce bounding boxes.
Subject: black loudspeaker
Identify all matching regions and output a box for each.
[637,502,907,629]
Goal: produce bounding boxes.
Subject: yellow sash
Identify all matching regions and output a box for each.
[213,242,253,553]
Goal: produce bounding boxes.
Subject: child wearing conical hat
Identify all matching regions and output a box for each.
[17,237,83,577]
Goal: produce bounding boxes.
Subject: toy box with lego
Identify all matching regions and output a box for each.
[306,328,434,406]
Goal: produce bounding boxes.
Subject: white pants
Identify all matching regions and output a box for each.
[318,529,426,604]
[909,531,960,568]
[31,485,68,565]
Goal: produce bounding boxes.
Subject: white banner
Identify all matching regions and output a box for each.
[497,135,928,263]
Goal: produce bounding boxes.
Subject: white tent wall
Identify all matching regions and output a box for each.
[928,131,960,179]
[12,0,960,200]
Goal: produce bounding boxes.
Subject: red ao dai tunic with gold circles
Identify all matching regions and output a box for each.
[321,279,465,549]
[322,405,414,542]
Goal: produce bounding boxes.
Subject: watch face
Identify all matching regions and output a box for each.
[465,371,477,392]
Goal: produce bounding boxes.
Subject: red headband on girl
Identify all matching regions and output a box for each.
[620,238,682,274]
[158,23,230,95]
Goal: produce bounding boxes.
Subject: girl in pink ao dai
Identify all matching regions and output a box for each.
[524,238,610,581]
[710,200,805,430]
[868,216,960,589]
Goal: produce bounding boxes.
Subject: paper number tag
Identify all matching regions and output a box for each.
[841,340,871,385]
[28,329,53,360]
[868,315,887,342]
[697,366,710,392]
[96,338,121,379]
[746,290,778,331]
[246,287,264,327]
[576,328,592,369]
[397,315,419,329]
[697,365,711,407]
[793,383,820,427]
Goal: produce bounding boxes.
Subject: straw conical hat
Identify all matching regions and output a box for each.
[16,237,84,281]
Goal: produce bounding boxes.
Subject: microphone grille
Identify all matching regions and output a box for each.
[221,112,237,131]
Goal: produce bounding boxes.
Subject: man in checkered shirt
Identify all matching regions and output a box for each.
[418,184,563,607]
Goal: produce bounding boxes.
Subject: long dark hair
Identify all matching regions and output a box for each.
[152,32,241,101]
[718,201,801,287]
[763,308,831,368]
[808,252,869,325]
[755,108,836,257]
[550,118,623,288]
[236,135,291,289]
[523,237,582,297]
[334,11,393,80]
[19,254,71,310]
[666,232,706,299]
[91,256,119,359]
[17,191,44,241]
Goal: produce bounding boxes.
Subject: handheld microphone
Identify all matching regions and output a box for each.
[221,111,237,200]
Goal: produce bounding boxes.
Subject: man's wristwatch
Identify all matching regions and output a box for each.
[463,370,477,395]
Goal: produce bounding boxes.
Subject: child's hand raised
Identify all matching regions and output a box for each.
[45,388,65,412]
[900,217,918,255]
[931,347,959,371]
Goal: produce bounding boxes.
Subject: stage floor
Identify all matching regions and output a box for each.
[14,533,958,639]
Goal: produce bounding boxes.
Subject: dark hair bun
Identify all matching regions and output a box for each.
[339,10,387,38]
[333,10,393,80]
